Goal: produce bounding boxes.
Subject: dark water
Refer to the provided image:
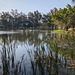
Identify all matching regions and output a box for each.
[0,30,75,75]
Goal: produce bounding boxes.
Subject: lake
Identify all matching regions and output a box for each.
[0,30,75,75]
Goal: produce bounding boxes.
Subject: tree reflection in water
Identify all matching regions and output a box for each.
[0,30,75,75]
[0,34,26,75]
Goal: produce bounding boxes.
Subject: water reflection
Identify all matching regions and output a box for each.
[0,30,75,75]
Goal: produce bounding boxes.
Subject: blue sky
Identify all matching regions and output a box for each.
[0,0,74,14]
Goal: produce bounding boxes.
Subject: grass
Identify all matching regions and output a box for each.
[51,30,68,35]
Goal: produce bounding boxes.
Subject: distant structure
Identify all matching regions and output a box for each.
[0,25,5,29]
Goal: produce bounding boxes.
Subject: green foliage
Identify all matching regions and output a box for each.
[51,4,75,31]
[0,4,75,30]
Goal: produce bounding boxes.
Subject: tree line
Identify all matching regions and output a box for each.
[0,9,51,30]
[0,4,75,30]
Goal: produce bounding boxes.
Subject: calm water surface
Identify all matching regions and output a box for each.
[0,30,75,75]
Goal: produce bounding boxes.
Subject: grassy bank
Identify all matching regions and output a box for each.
[51,29,75,35]
[51,30,68,35]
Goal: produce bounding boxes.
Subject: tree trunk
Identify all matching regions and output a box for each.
[65,26,68,31]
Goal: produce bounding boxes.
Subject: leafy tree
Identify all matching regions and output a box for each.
[51,4,75,31]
